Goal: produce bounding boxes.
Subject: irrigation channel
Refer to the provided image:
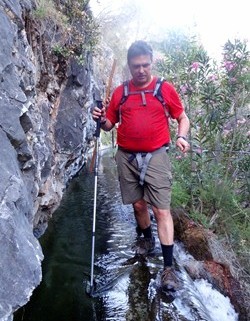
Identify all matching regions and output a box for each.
[14,148,238,321]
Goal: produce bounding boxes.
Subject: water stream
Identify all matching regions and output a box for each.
[14,149,238,321]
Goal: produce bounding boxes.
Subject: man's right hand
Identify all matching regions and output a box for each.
[92,106,106,123]
[92,98,114,131]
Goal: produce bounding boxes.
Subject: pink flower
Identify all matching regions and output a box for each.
[229,77,237,83]
[208,74,218,81]
[191,62,201,72]
[192,147,203,155]
[222,129,230,137]
[223,61,236,72]
[237,118,246,125]
[180,85,188,94]
[195,148,203,154]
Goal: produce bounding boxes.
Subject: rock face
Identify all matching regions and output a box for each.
[0,1,97,320]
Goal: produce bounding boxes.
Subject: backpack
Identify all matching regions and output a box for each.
[118,77,169,124]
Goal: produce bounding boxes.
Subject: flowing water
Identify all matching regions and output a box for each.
[14,149,238,321]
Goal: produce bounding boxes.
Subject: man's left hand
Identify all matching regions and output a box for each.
[176,137,190,153]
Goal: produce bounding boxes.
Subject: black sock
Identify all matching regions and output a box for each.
[141,225,152,239]
[136,225,142,236]
[161,244,174,267]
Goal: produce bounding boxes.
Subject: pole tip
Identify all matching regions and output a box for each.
[85,280,95,297]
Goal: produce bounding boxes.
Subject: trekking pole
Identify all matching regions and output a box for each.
[87,100,102,297]
[89,59,117,171]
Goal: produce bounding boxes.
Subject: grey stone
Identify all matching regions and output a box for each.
[0,9,14,74]
[55,85,84,151]
[0,0,97,319]
[0,129,43,318]
[0,94,27,147]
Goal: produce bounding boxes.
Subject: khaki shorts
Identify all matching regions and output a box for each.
[115,148,172,209]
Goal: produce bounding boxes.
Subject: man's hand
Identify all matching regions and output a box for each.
[91,103,114,131]
[176,111,190,153]
[102,97,110,109]
[176,137,190,153]
[92,105,106,124]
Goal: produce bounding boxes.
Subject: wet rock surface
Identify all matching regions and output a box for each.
[172,208,249,320]
[0,0,97,319]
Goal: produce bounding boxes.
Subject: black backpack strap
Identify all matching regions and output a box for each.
[153,76,164,96]
[120,80,129,105]
[119,80,129,124]
[153,77,169,118]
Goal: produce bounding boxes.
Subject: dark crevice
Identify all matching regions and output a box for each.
[20,112,33,133]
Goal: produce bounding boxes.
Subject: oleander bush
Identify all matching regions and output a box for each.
[155,33,249,269]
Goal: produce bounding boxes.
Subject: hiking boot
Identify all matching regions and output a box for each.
[161,267,179,292]
[132,236,155,256]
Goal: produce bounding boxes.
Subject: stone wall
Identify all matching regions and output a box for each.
[0,1,97,320]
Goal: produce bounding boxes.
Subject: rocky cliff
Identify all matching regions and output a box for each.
[0,1,98,320]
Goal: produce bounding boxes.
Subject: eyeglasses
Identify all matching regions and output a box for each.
[130,63,151,70]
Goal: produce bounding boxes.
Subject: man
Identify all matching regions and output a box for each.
[92,40,190,292]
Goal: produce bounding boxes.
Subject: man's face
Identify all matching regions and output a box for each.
[128,54,152,87]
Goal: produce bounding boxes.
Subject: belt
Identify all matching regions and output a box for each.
[118,145,169,186]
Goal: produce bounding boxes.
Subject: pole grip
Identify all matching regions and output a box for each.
[95,100,103,138]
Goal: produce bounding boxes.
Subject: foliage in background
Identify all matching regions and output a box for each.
[93,0,140,80]
[155,32,250,268]
[33,0,100,63]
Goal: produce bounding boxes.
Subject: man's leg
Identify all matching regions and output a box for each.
[151,207,173,245]
[152,207,174,266]
[132,199,155,254]
[133,199,151,230]
[152,207,179,291]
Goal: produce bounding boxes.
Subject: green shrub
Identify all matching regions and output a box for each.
[33,0,100,64]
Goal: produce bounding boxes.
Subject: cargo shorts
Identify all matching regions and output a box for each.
[115,148,172,209]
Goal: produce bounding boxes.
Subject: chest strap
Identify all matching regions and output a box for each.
[128,146,168,186]
[119,77,169,125]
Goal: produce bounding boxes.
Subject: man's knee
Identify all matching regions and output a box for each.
[153,207,172,220]
[133,199,148,213]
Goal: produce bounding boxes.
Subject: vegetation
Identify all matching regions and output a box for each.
[154,32,249,269]
[33,0,100,63]
[93,0,145,78]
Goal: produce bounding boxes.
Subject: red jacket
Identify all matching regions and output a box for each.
[106,77,184,152]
